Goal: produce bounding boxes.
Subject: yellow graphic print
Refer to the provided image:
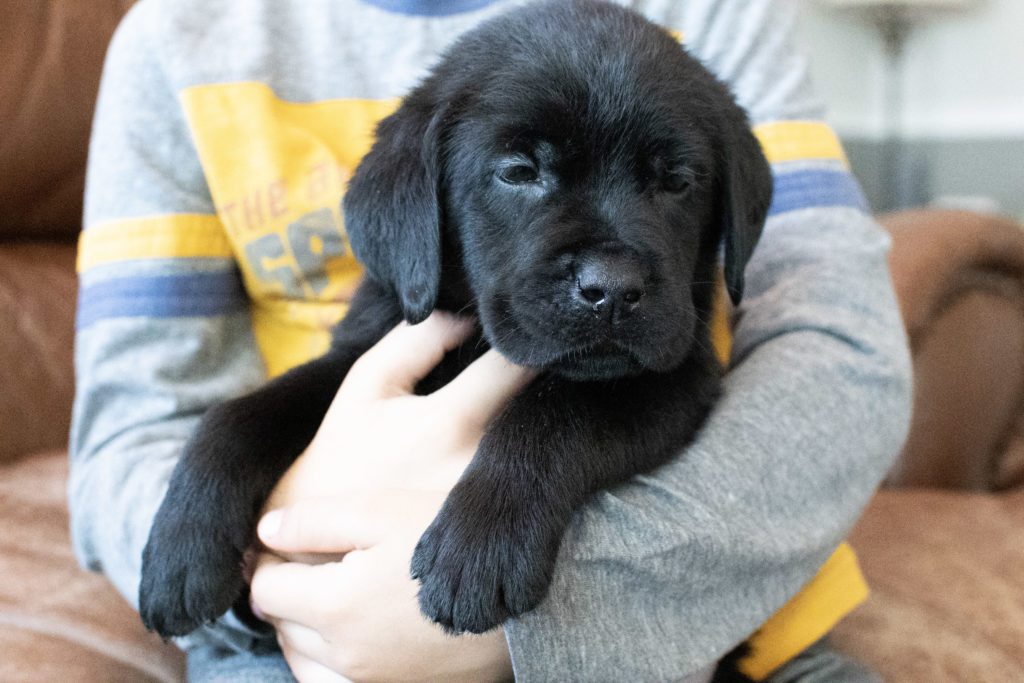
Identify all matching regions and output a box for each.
[180,82,398,375]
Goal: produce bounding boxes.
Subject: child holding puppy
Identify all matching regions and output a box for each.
[72,1,910,680]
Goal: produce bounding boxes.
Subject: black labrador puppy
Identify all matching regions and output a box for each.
[140,0,772,646]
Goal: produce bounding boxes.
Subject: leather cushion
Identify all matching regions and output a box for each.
[834,488,1024,681]
[0,450,184,682]
[0,243,78,463]
[0,0,133,239]
[881,210,1024,491]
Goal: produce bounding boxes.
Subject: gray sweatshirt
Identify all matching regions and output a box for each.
[71,0,913,680]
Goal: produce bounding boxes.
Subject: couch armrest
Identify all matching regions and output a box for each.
[0,242,77,464]
[883,209,1024,492]
[0,0,134,240]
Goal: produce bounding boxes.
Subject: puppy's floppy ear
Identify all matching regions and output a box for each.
[719,126,773,305]
[343,94,446,323]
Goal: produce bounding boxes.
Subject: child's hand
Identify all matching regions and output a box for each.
[264,311,534,517]
[252,492,513,683]
[250,311,532,681]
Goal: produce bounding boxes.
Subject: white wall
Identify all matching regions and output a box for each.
[796,6,887,138]
[797,0,1024,140]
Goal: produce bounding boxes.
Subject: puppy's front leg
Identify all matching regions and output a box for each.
[139,345,364,637]
[140,281,402,637]
[411,351,721,634]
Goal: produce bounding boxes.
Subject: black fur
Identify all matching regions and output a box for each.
[140,0,772,662]
[712,642,757,683]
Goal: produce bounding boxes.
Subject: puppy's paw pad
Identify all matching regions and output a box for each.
[411,505,551,634]
[140,524,245,638]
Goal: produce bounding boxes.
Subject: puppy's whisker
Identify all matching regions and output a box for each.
[691,318,725,365]
[454,302,477,318]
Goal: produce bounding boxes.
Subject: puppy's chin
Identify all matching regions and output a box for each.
[505,339,691,381]
[480,306,694,381]
[545,345,646,381]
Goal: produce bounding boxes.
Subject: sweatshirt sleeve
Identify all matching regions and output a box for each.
[503,1,913,680]
[69,2,274,653]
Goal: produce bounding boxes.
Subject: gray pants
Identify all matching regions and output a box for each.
[186,637,881,682]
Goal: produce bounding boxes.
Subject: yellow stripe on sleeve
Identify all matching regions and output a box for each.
[709,272,733,367]
[740,542,870,680]
[753,121,849,167]
[77,214,234,273]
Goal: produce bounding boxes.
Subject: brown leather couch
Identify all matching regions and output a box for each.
[1,2,1021,681]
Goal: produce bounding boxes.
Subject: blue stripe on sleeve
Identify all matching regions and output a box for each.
[358,0,497,16]
[768,168,869,217]
[77,270,248,329]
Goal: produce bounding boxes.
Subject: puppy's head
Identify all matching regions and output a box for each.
[344,0,771,380]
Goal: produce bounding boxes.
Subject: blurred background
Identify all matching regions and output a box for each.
[796,0,1024,221]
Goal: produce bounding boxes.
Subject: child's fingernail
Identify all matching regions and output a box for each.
[258,510,282,540]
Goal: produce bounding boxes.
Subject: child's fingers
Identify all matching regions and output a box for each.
[275,627,346,682]
[258,497,392,554]
[342,312,476,400]
[432,349,536,428]
[259,490,445,554]
[250,555,341,622]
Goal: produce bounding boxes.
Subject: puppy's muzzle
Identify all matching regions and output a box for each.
[572,249,648,325]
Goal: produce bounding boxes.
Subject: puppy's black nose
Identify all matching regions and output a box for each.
[574,252,646,322]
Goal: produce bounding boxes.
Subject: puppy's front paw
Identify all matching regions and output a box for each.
[139,507,246,638]
[410,479,558,634]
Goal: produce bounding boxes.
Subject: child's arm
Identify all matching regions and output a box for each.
[502,1,912,679]
[70,4,269,652]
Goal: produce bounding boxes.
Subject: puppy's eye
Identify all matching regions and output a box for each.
[497,159,540,184]
[661,170,692,194]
